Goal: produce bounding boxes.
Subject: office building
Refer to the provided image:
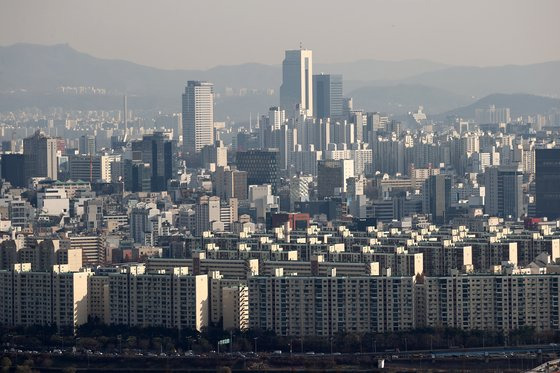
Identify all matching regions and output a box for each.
[536,149,560,219]
[280,49,313,116]
[23,130,58,181]
[68,155,103,182]
[123,159,152,193]
[78,135,96,156]
[423,174,451,224]
[236,149,279,192]
[313,74,343,120]
[317,159,354,199]
[68,235,106,266]
[136,132,176,192]
[202,140,228,169]
[1,153,26,187]
[484,166,523,220]
[182,81,214,155]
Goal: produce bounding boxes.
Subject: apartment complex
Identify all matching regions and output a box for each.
[0,263,88,331]
[106,265,208,331]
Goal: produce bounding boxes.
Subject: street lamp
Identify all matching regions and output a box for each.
[254,337,258,354]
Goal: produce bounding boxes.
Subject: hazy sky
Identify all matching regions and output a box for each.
[1,0,559,70]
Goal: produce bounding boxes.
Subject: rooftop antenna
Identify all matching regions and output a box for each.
[299,41,303,50]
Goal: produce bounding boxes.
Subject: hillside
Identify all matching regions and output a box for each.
[349,84,473,115]
[440,93,560,119]
[1,43,559,120]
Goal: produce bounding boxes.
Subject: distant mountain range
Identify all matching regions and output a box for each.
[440,93,560,119]
[1,43,559,120]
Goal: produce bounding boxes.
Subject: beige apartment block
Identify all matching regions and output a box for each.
[222,284,249,331]
[108,265,208,331]
[0,263,88,332]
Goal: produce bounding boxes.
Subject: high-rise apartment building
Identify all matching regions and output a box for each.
[280,49,313,117]
[0,263,89,332]
[182,81,214,155]
[313,74,343,120]
[536,149,560,219]
[248,274,415,336]
[107,265,208,331]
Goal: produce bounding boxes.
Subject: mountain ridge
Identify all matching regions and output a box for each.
[1,43,559,120]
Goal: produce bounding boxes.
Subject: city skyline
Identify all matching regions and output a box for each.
[1,1,560,370]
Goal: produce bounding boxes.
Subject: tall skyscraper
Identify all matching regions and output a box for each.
[182,81,214,155]
[280,49,313,117]
[135,132,176,192]
[313,74,343,120]
[23,130,58,181]
[422,174,451,224]
[268,106,285,130]
[78,135,96,156]
[536,149,560,219]
[484,165,523,220]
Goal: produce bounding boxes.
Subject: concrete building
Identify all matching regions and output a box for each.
[23,130,58,182]
[484,166,523,220]
[0,263,88,332]
[248,274,416,336]
[418,273,560,332]
[107,265,208,331]
[222,284,249,331]
[317,159,354,199]
[67,235,106,266]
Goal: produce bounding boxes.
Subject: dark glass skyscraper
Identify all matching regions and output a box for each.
[317,159,343,200]
[536,149,560,219]
[423,174,451,224]
[236,149,279,193]
[313,74,343,120]
[134,132,176,192]
[1,154,26,187]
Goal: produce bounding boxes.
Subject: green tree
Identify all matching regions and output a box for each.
[77,337,100,350]
[15,365,32,373]
[1,357,12,373]
[127,335,137,349]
